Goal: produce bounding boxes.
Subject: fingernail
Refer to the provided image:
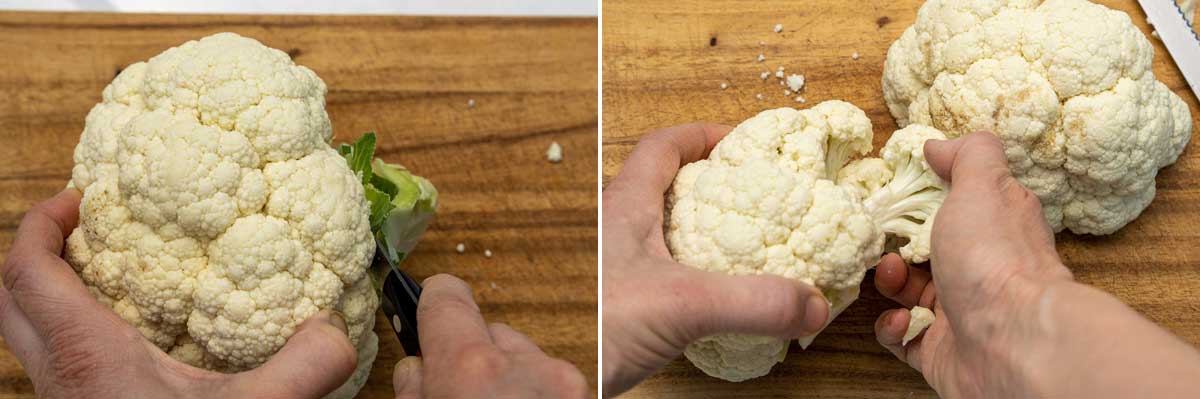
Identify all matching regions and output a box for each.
[802,295,829,333]
[396,356,421,372]
[322,310,349,334]
[394,356,422,390]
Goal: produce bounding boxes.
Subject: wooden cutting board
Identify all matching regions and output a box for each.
[0,12,597,397]
[604,0,1200,397]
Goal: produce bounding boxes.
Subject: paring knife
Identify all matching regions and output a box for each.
[376,255,424,356]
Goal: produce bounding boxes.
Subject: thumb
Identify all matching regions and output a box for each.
[392,356,423,399]
[924,131,1011,188]
[670,267,829,342]
[233,310,358,398]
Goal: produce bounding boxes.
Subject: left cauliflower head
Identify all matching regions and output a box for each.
[665,101,886,382]
[64,32,379,398]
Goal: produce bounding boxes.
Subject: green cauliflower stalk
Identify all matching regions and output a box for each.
[338,132,438,286]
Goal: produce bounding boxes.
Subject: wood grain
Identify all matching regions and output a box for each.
[0,11,597,398]
[603,0,1200,397]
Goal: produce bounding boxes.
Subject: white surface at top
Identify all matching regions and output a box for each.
[0,0,597,16]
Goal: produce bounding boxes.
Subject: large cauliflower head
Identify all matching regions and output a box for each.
[882,0,1193,235]
[665,101,886,381]
[64,32,378,397]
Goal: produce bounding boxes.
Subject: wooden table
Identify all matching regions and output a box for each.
[0,12,598,397]
[603,1,1200,397]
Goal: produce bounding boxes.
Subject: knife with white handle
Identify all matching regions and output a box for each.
[1140,0,1200,100]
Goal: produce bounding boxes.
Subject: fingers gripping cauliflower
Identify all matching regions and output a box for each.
[64,33,377,398]
[665,101,948,381]
[882,0,1193,235]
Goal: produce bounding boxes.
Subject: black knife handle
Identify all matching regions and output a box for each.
[381,268,423,356]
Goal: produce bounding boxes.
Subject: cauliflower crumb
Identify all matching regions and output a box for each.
[757,54,765,62]
[760,71,770,80]
[720,82,729,90]
[490,282,499,290]
[467,99,476,108]
[484,249,493,258]
[795,95,806,103]
[775,69,785,79]
[756,93,764,101]
[852,52,860,60]
[455,243,466,253]
[773,23,783,33]
[1151,30,1160,39]
[786,74,805,92]
[547,142,563,163]
[784,89,792,96]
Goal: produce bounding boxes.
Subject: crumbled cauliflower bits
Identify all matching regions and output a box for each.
[786,74,805,92]
[547,142,564,163]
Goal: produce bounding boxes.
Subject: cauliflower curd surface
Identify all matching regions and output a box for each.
[66,32,379,398]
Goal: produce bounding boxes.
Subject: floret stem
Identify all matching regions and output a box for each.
[879,214,923,237]
[865,158,942,234]
[825,142,850,180]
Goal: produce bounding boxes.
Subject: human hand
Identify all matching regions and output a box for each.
[872,132,1074,397]
[601,123,830,396]
[391,274,587,398]
[1,189,359,398]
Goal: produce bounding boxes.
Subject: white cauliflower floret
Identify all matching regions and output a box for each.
[709,100,874,181]
[666,101,885,381]
[117,110,264,239]
[860,125,948,263]
[837,158,893,202]
[883,0,1192,235]
[65,32,377,398]
[263,149,376,284]
[808,101,875,180]
[684,334,789,383]
[188,214,342,368]
[140,33,331,163]
[903,306,936,345]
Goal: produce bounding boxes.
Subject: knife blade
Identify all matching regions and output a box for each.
[1140,0,1200,101]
